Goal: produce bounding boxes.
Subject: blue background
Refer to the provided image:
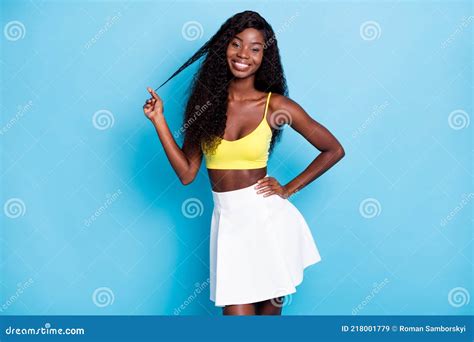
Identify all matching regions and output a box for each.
[0,0,472,316]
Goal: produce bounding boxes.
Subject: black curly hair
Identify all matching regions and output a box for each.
[156,10,289,157]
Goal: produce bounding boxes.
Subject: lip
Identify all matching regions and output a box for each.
[231,59,251,71]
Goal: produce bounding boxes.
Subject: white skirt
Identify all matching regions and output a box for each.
[209,174,322,307]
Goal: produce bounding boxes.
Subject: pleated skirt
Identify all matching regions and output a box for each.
[209,174,322,307]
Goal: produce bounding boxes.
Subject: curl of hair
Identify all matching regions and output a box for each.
[156,10,288,157]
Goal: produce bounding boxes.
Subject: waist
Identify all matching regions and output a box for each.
[211,173,269,209]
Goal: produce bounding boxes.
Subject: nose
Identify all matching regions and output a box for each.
[236,46,250,59]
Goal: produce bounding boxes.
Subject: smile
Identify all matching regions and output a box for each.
[231,60,251,71]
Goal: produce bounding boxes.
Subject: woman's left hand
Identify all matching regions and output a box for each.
[254,176,291,199]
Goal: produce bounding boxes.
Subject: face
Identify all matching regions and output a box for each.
[226,28,264,78]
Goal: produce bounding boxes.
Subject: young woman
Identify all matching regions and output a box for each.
[142,10,345,315]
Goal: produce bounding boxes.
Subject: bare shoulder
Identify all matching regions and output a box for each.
[268,93,302,113]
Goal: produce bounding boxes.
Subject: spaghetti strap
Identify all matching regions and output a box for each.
[264,92,272,118]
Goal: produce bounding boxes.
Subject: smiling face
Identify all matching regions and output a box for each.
[226,28,265,78]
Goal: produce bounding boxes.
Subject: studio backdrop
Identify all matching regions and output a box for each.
[0,0,472,315]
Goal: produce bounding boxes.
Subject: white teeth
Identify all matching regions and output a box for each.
[233,61,250,69]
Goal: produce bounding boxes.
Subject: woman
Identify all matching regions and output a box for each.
[142,10,345,315]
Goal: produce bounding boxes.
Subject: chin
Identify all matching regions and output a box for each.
[231,70,250,78]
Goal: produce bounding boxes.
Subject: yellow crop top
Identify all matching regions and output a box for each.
[201,92,272,170]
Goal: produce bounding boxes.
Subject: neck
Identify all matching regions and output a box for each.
[228,77,257,101]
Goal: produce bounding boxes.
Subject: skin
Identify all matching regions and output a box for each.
[143,28,345,315]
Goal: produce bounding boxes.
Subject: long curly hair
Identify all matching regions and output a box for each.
[156,10,289,157]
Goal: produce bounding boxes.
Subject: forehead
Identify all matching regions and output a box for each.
[234,28,264,42]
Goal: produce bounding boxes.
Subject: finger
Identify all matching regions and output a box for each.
[147,87,160,101]
[255,184,273,194]
[255,177,274,189]
[256,176,271,185]
[262,190,275,197]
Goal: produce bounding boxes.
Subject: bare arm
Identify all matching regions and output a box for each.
[271,94,345,197]
[144,87,202,185]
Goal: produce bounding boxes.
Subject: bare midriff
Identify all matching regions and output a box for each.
[207,167,267,192]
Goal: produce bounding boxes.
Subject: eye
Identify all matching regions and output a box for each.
[231,41,239,48]
[252,48,260,53]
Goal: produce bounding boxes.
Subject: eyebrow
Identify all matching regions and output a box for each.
[233,36,263,45]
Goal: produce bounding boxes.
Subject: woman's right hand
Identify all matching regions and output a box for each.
[143,87,164,122]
